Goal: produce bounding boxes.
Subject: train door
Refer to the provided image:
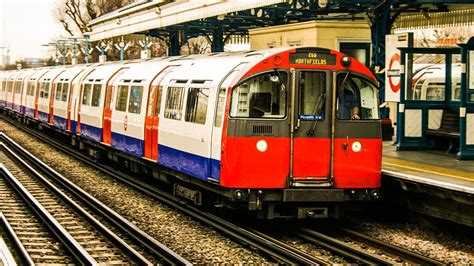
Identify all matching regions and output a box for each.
[331,72,381,188]
[102,69,126,144]
[144,66,176,160]
[291,70,331,186]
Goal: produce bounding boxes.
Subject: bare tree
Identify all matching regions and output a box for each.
[55,0,133,36]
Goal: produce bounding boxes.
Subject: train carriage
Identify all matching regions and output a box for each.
[109,60,171,157]
[37,68,65,123]
[0,71,11,107]
[157,57,245,181]
[14,70,36,113]
[5,72,21,110]
[24,69,49,118]
[77,63,131,142]
[0,47,382,219]
[51,65,88,130]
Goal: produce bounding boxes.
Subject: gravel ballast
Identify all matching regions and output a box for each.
[1,119,472,264]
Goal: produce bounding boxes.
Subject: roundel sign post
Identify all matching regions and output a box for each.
[388,53,401,93]
[385,33,413,102]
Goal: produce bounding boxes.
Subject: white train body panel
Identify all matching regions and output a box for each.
[14,70,36,113]
[0,71,12,107]
[157,58,243,181]
[110,61,170,156]
[37,69,65,123]
[23,69,49,118]
[78,64,128,142]
[5,72,21,110]
[51,66,87,130]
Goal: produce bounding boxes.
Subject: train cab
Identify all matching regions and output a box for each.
[218,47,381,217]
[37,68,66,123]
[77,63,131,142]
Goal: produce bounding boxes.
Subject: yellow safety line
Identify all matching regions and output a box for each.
[382,157,474,182]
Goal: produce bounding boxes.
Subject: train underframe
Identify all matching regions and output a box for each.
[3,108,379,220]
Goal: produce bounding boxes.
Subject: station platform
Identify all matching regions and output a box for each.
[381,141,473,227]
[382,141,474,194]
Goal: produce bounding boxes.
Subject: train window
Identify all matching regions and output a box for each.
[7,81,13,93]
[337,74,379,120]
[299,71,326,116]
[230,71,287,118]
[61,83,69,102]
[15,81,22,94]
[115,85,129,112]
[82,84,92,105]
[185,88,208,124]
[39,82,45,98]
[164,87,184,120]
[28,81,35,96]
[44,83,50,99]
[91,84,102,107]
[55,83,63,100]
[154,86,163,117]
[1,80,5,92]
[128,86,143,114]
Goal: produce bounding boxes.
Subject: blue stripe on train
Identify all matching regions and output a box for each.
[70,121,77,134]
[158,144,220,182]
[54,115,67,130]
[80,123,102,142]
[38,111,49,123]
[111,131,144,157]
[24,107,34,118]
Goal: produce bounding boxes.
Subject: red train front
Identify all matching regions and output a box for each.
[220,47,381,218]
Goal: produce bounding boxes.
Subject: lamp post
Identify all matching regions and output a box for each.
[114,37,130,63]
[42,42,59,66]
[68,36,84,65]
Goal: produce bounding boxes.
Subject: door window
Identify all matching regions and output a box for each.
[115,85,129,112]
[164,87,184,120]
[91,84,102,107]
[61,83,69,102]
[55,83,63,100]
[128,85,143,114]
[82,84,92,105]
[299,71,326,119]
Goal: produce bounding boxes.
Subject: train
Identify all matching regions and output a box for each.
[0,47,381,219]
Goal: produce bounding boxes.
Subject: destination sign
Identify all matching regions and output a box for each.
[289,52,336,66]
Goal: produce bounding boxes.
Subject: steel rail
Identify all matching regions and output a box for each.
[0,165,97,265]
[0,143,153,265]
[0,212,34,266]
[339,227,444,265]
[0,118,330,265]
[298,227,395,265]
[0,133,190,266]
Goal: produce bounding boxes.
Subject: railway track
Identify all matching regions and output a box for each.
[0,116,331,264]
[0,212,34,265]
[296,227,444,265]
[0,133,190,265]
[0,114,447,265]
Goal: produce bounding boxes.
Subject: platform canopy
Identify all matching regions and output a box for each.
[89,0,287,41]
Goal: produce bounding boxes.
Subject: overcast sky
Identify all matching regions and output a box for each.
[0,0,64,62]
